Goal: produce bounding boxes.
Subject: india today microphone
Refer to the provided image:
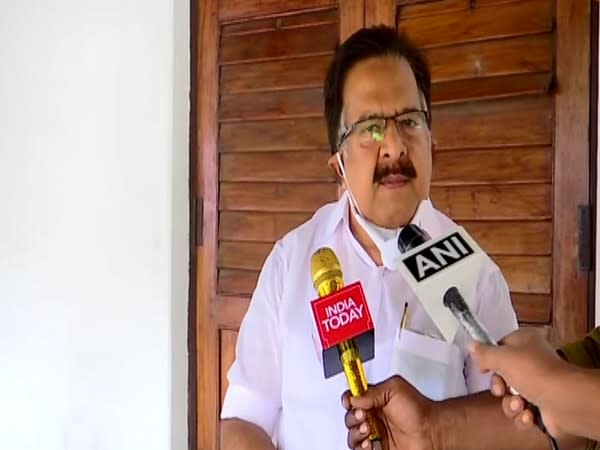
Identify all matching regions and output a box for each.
[310,247,382,447]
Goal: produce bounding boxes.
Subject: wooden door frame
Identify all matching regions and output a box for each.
[189,0,220,449]
[553,0,592,343]
[188,0,199,448]
[589,0,599,332]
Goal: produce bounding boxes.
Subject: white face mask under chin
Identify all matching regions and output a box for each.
[335,152,407,270]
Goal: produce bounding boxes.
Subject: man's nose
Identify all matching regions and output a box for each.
[380,121,407,160]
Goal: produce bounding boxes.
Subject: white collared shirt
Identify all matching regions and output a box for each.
[220,192,518,450]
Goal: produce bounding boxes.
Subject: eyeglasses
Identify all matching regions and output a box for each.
[337,109,430,149]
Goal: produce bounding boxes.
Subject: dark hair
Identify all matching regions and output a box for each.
[323,25,431,155]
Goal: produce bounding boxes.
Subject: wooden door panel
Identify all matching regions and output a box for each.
[398,0,553,48]
[431,73,553,105]
[494,255,552,294]
[220,87,324,121]
[220,151,332,182]
[361,0,590,344]
[193,2,364,448]
[426,34,554,82]
[218,0,337,21]
[432,96,554,149]
[432,147,552,184]
[512,293,552,323]
[398,0,526,19]
[219,182,337,212]
[398,0,469,17]
[458,221,552,256]
[218,241,272,271]
[218,269,259,296]
[220,23,338,63]
[431,184,552,219]
[220,8,338,35]
[219,211,312,241]
[220,118,329,151]
[220,54,332,94]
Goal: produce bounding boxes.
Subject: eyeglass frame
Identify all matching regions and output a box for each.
[336,108,431,150]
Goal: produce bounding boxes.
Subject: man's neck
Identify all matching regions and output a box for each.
[349,211,384,266]
[348,205,418,267]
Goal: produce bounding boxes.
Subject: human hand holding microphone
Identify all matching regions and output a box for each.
[468,327,572,439]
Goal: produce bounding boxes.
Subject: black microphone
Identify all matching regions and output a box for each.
[397,224,430,253]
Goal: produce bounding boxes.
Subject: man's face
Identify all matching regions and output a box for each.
[331,56,432,228]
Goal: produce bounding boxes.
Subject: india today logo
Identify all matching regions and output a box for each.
[310,282,374,349]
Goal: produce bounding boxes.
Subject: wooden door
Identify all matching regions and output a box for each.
[363,0,592,344]
[191,0,593,448]
[191,1,363,448]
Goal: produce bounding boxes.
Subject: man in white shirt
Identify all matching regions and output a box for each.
[220,25,520,450]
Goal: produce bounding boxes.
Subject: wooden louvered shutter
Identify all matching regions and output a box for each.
[192,1,363,448]
[364,0,591,343]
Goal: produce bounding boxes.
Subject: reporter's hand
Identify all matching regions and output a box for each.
[341,375,436,450]
[469,328,569,437]
[489,375,536,431]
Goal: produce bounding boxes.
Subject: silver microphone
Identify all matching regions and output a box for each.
[442,287,496,346]
[443,287,515,394]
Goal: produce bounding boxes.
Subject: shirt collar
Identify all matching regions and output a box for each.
[323,189,351,235]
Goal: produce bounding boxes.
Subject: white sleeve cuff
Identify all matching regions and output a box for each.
[220,383,280,438]
[466,369,493,394]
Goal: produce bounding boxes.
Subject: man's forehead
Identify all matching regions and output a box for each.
[342,56,421,122]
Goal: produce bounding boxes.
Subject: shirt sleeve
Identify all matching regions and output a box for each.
[558,327,600,369]
[464,262,519,394]
[220,241,285,438]
[558,328,600,450]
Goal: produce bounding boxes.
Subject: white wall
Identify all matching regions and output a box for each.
[0,0,189,449]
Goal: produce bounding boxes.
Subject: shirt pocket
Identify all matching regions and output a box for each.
[390,328,467,401]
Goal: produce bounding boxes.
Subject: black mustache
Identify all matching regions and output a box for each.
[373,158,417,183]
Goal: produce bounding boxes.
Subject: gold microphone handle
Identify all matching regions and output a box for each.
[338,341,382,443]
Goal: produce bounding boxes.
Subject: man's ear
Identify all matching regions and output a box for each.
[327,152,346,188]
